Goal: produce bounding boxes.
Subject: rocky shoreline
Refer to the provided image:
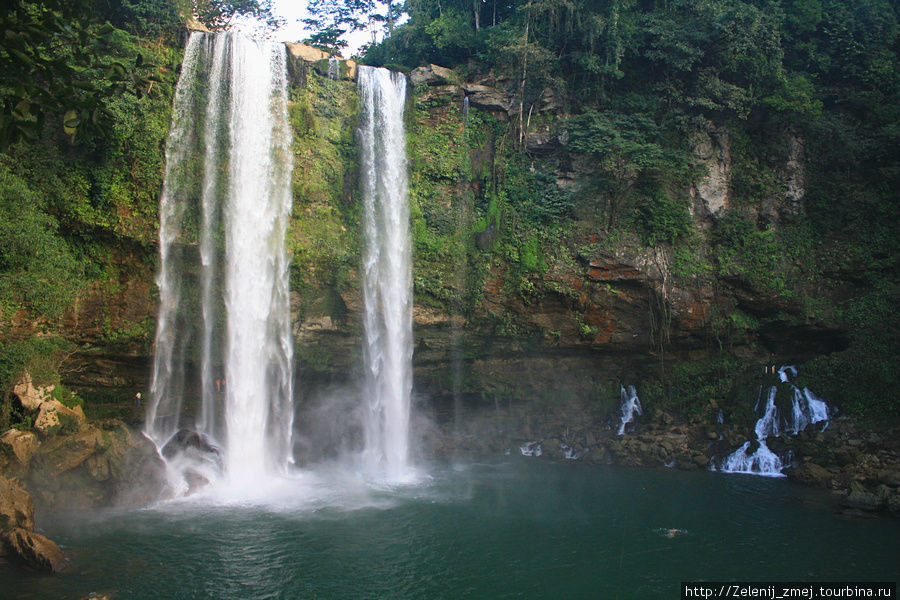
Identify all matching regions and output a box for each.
[418,396,900,518]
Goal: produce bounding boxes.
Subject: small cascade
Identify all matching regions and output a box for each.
[519,441,542,457]
[720,364,832,477]
[721,387,784,476]
[462,96,470,125]
[145,31,295,494]
[358,66,413,481]
[617,385,642,436]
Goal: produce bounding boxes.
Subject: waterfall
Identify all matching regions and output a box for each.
[721,387,784,476]
[357,66,413,480]
[145,32,295,491]
[617,385,642,436]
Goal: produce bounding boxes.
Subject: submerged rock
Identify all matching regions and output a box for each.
[3,527,68,572]
[161,429,222,466]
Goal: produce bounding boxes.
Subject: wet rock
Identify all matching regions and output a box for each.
[788,462,832,487]
[839,508,879,520]
[0,475,34,532]
[86,454,111,482]
[1,429,39,466]
[3,528,68,572]
[0,475,66,572]
[161,428,223,470]
[32,426,103,475]
[524,130,561,155]
[843,482,883,511]
[886,492,900,515]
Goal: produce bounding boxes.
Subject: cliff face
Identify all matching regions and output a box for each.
[27,57,853,415]
[286,62,850,408]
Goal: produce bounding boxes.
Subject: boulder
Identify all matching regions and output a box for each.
[32,426,103,476]
[409,64,459,87]
[524,130,560,155]
[285,42,330,63]
[3,528,68,572]
[13,371,54,412]
[161,428,224,472]
[463,83,512,113]
[843,482,884,511]
[34,400,86,438]
[1,429,39,466]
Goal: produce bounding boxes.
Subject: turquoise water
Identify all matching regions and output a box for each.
[3,460,898,599]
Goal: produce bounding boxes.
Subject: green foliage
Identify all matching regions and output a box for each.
[801,284,900,422]
[641,357,745,417]
[711,211,784,293]
[0,163,87,317]
[51,384,85,409]
[288,72,361,304]
[0,0,164,149]
[504,160,573,224]
[633,186,692,247]
[0,335,73,423]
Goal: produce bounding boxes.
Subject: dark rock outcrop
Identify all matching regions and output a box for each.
[0,474,67,572]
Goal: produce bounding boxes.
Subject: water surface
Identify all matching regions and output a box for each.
[4,460,898,599]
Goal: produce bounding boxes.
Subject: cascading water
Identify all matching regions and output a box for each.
[357,66,413,480]
[721,387,784,476]
[146,31,295,492]
[720,364,832,477]
[617,385,642,436]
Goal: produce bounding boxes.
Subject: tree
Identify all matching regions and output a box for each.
[191,0,281,30]
[0,0,159,150]
[569,111,688,230]
[304,0,368,51]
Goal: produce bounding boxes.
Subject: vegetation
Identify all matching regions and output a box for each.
[0,0,896,428]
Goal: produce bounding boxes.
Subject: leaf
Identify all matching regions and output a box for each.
[63,109,79,135]
[13,100,31,118]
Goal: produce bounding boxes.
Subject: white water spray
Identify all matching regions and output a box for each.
[358,66,413,480]
[721,387,784,476]
[618,385,642,436]
[146,32,294,492]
